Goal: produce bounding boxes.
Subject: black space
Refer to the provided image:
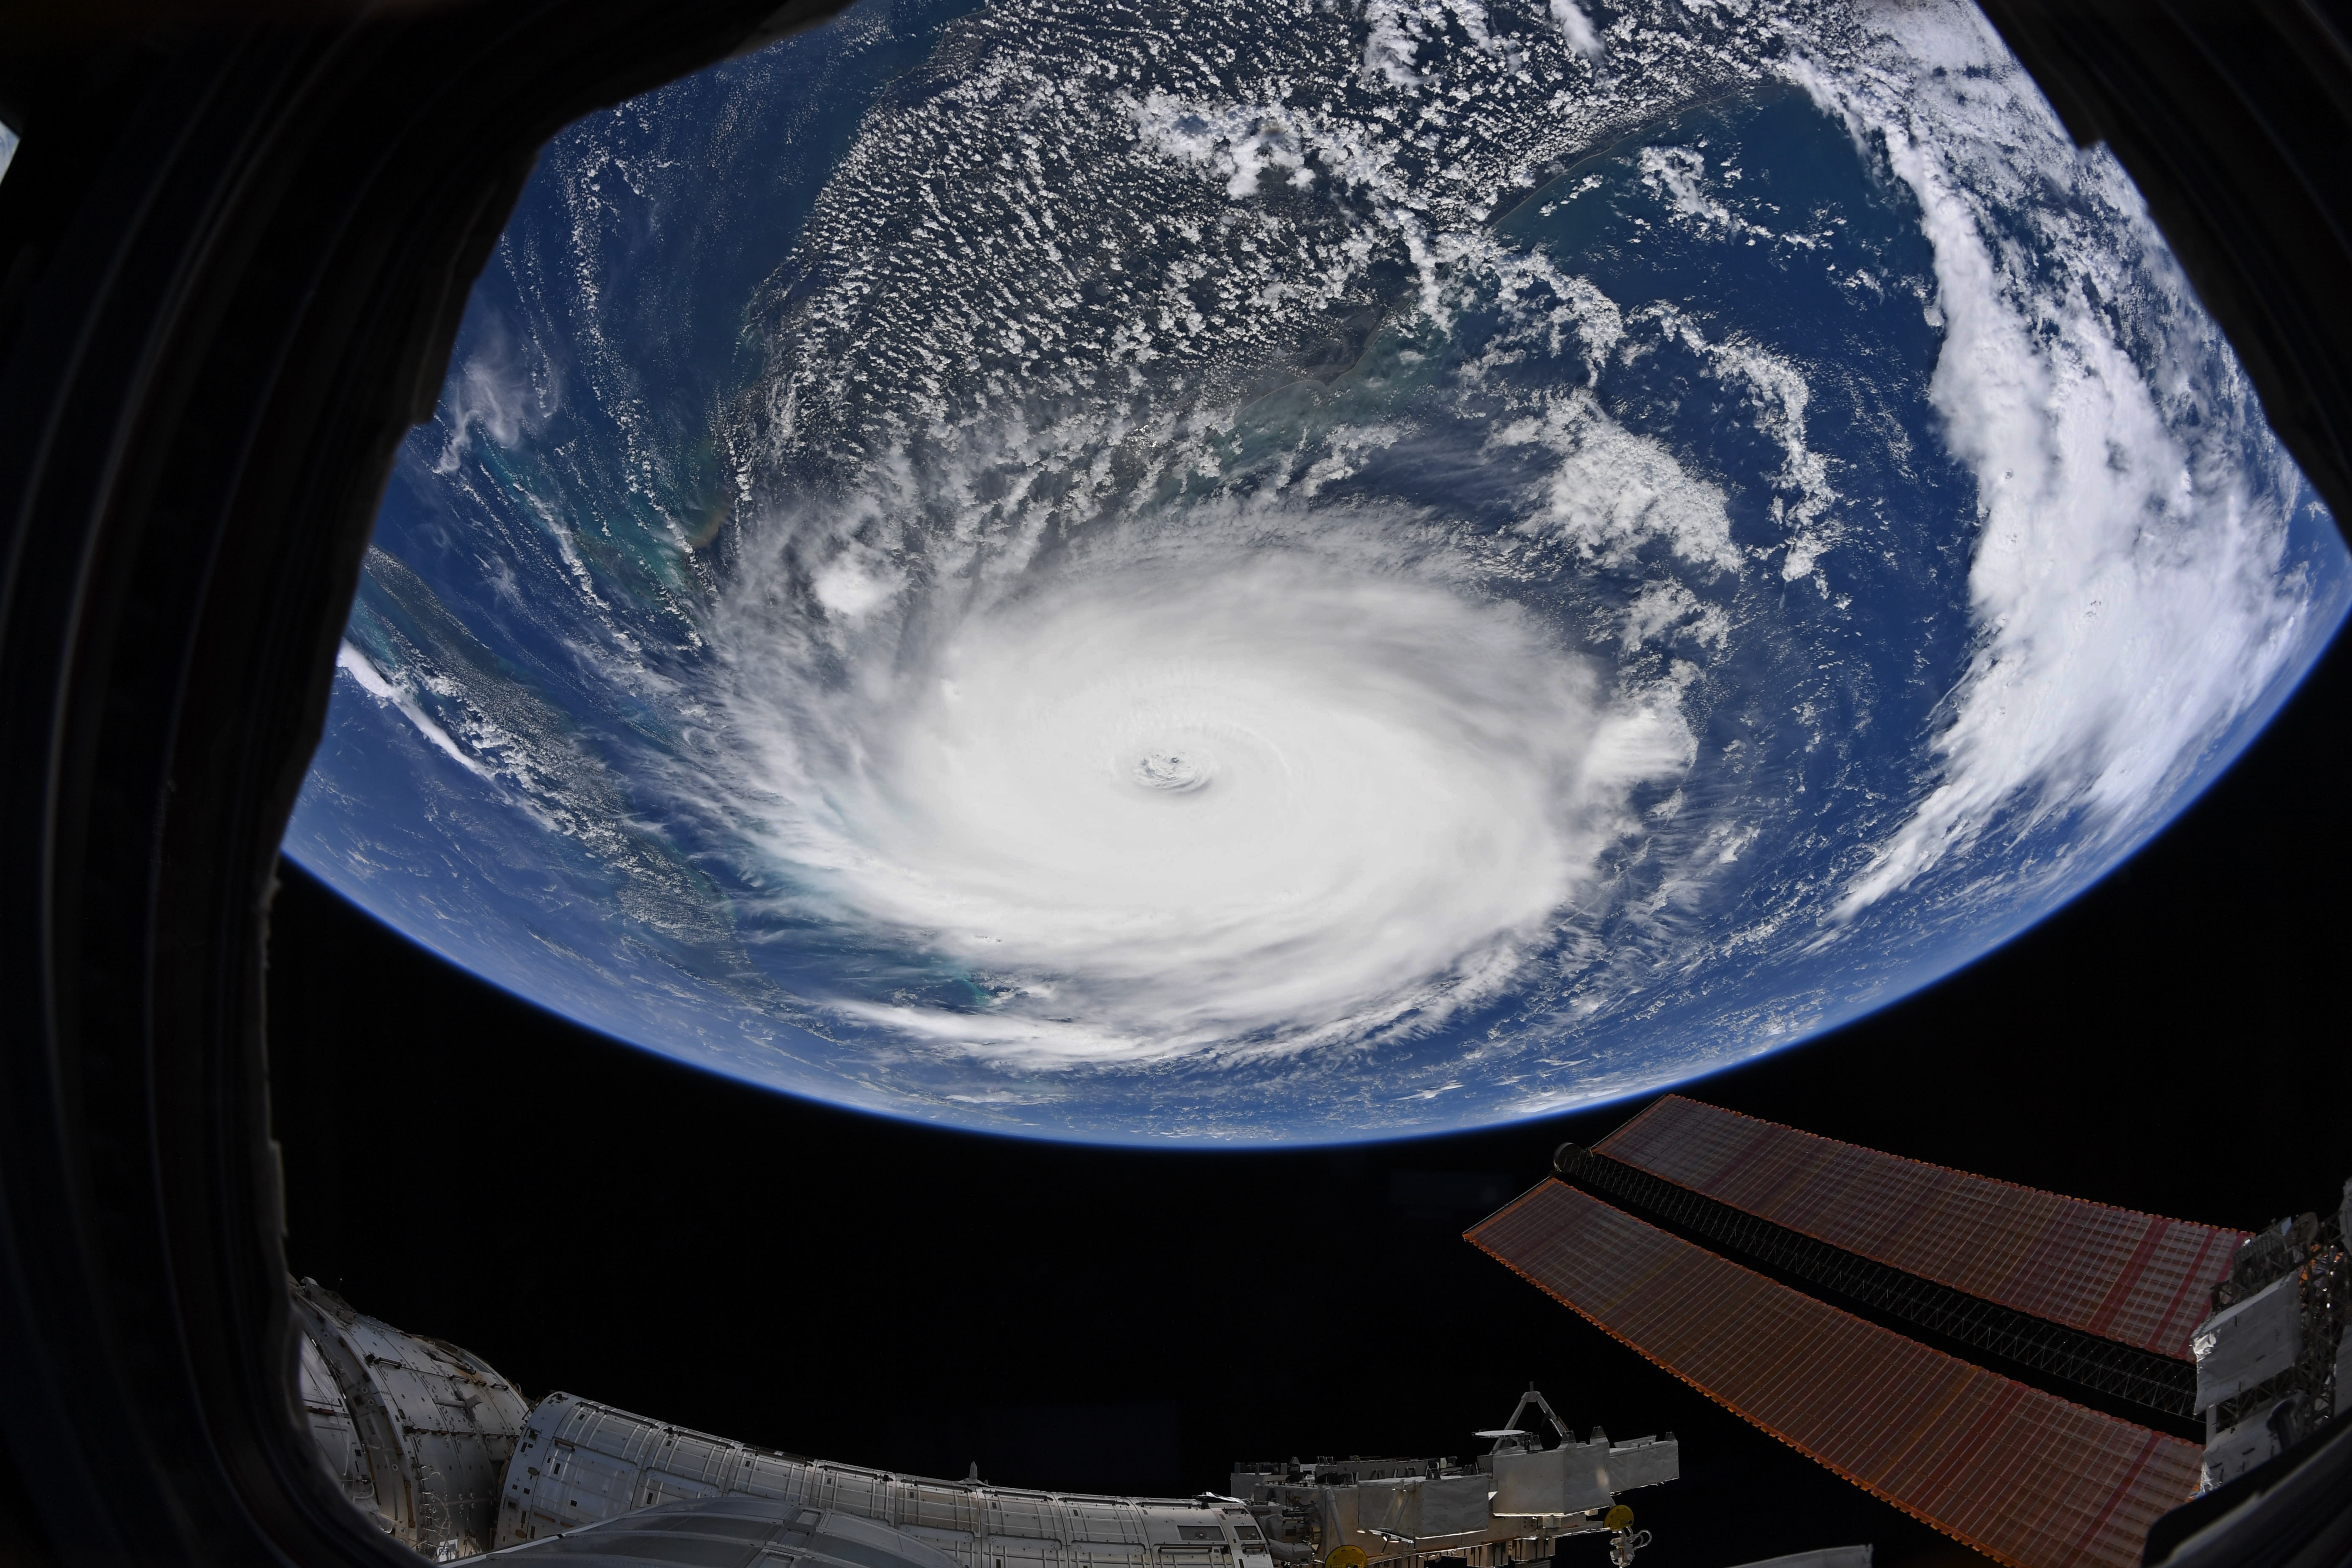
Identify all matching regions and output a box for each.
[267,621,2351,1568]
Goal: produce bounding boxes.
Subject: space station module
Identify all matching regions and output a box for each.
[287,1282,1677,1568]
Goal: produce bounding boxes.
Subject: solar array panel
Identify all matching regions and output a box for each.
[1594,1097,2246,1358]
[1468,1181,2202,1568]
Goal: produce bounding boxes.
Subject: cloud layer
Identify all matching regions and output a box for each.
[702,501,1693,1062]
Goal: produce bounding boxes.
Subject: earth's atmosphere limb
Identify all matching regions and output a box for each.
[286,0,2351,1143]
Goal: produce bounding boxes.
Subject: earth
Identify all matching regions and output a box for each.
[285,0,2349,1143]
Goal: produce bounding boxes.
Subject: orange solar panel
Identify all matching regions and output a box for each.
[1468,1181,2202,1568]
[1594,1097,2246,1358]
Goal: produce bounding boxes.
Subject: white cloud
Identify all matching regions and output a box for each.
[1638,146,1765,239]
[1794,2,2332,918]
[1489,387,1742,572]
[1643,303,1840,580]
[1623,581,1732,652]
[1361,0,1508,87]
[433,318,548,474]
[336,642,493,781]
[1550,0,1602,58]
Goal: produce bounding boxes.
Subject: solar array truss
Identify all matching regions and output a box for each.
[1468,1181,2203,1568]
[1595,1096,2246,1358]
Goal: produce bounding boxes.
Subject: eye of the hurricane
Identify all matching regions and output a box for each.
[1131,749,1212,794]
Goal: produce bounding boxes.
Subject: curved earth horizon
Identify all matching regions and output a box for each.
[286,0,2351,1144]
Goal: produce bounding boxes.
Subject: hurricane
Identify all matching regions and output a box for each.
[286,0,2351,1140]
[704,496,1697,1062]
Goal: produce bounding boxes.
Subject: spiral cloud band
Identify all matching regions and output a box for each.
[712,513,1692,1062]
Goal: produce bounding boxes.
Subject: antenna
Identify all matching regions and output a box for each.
[1485,1384,1572,1451]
